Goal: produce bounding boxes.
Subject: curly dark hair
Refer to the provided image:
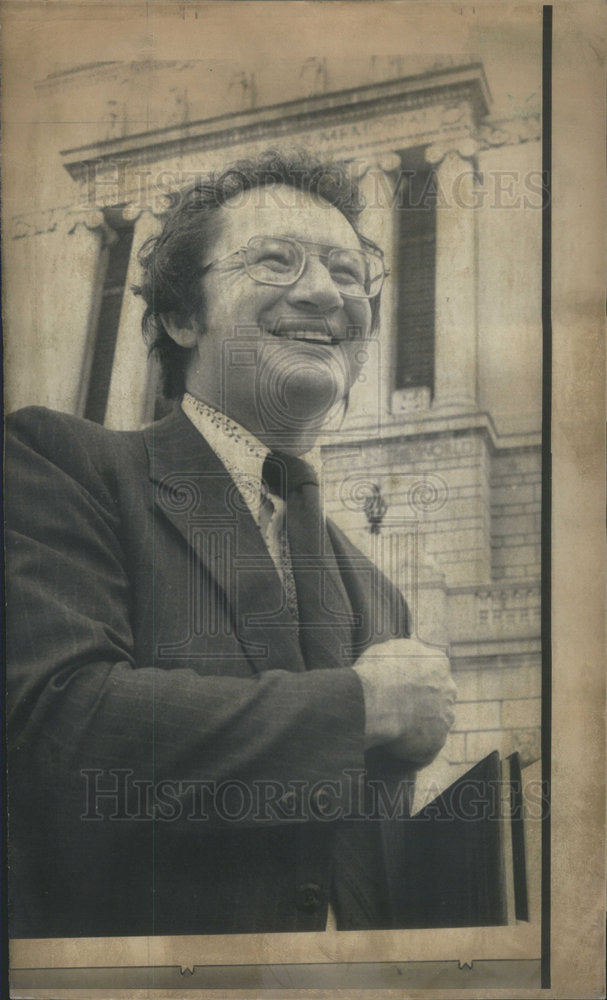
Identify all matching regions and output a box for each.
[133,149,383,399]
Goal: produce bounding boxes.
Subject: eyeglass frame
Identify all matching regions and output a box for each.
[198,234,389,299]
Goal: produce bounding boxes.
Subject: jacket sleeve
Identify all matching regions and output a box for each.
[6,408,367,828]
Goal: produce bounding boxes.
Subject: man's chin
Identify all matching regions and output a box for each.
[265,371,346,423]
[259,342,349,401]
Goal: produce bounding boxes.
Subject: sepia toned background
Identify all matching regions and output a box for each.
[2,2,604,998]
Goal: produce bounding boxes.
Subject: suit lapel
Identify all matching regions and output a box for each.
[144,407,306,673]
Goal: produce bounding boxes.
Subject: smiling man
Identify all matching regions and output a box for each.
[157,180,377,453]
[6,150,456,938]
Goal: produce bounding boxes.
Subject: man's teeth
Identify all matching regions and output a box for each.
[271,330,336,342]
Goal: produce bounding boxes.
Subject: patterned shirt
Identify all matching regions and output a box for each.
[181,393,298,617]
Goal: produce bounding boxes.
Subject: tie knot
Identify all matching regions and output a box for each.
[262,452,319,500]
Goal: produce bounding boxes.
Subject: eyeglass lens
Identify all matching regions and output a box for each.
[244,236,382,298]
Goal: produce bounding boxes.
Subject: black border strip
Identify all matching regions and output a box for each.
[541,4,553,992]
[0,236,9,1000]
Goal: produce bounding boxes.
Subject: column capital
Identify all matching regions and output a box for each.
[66,210,120,247]
[348,151,403,181]
[424,138,481,168]
[474,113,541,150]
[122,197,172,224]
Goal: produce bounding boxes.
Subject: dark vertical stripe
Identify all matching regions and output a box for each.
[541,5,552,990]
[84,224,135,424]
[395,163,436,394]
[0,263,9,1000]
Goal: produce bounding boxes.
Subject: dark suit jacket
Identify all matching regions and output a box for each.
[6,405,413,939]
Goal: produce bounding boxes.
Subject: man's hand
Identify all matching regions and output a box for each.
[353,637,457,768]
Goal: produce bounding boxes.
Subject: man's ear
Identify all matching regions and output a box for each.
[161,315,201,349]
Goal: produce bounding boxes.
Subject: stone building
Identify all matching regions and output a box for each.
[5,56,543,794]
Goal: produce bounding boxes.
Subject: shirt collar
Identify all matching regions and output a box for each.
[181,393,269,496]
[181,392,322,495]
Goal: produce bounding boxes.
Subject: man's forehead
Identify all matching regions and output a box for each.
[215,183,360,248]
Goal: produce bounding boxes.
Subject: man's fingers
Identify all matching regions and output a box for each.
[353,637,458,756]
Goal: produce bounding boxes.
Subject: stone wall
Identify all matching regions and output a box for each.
[323,420,542,795]
[491,447,542,581]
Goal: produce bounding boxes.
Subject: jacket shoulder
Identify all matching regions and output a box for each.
[6,406,143,456]
[5,407,147,496]
[7,406,136,446]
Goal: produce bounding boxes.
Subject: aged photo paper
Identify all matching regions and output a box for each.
[2,1,605,998]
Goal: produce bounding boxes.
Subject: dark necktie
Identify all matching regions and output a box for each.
[262,452,353,670]
[263,452,391,928]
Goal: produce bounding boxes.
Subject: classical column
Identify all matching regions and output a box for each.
[104,206,163,430]
[4,209,114,415]
[425,144,479,411]
[346,153,402,428]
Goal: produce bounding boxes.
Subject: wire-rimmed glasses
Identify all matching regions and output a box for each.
[200,235,387,299]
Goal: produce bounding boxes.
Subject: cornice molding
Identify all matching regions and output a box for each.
[319,410,541,456]
[60,64,491,182]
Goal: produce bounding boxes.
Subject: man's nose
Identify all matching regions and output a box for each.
[284,253,344,312]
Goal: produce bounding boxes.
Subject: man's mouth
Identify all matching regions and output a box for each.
[265,320,344,345]
[268,329,338,345]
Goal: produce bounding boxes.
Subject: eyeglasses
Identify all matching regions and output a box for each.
[200,235,388,299]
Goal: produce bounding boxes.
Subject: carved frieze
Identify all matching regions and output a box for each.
[387,433,482,466]
[8,197,174,242]
[8,207,118,244]
[449,583,541,642]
